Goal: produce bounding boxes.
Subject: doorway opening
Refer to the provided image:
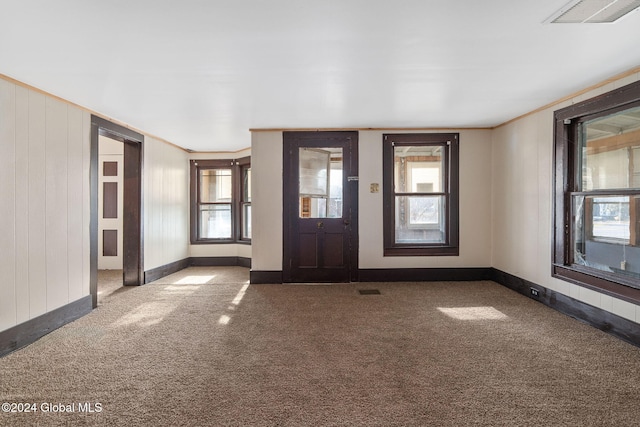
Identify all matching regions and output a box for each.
[90,116,143,308]
[97,134,124,304]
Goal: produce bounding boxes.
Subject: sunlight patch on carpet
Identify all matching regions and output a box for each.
[162,285,201,294]
[113,302,176,327]
[174,275,215,285]
[232,284,250,305]
[437,306,508,321]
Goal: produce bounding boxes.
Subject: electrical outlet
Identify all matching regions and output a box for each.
[530,287,540,298]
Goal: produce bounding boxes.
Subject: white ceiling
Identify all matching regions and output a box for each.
[2,0,640,152]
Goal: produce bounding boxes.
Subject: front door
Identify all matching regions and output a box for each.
[283,131,358,283]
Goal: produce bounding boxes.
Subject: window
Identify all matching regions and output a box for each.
[383,133,459,256]
[299,147,343,218]
[240,163,252,240]
[554,80,640,300]
[190,157,250,243]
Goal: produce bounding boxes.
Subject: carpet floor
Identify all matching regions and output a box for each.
[1,266,639,426]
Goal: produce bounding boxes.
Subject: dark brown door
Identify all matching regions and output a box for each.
[283,131,358,283]
[122,140,143,286]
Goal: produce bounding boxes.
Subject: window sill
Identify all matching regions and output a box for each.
[384,246,459,257]
[191,239,251,245]
[590,237,630,245]
[553,264,640,305]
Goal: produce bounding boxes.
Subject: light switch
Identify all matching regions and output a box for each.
[370,183,379,193]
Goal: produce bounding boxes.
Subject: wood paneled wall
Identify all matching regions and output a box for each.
[143,136,190,271]
[0,79,90,332]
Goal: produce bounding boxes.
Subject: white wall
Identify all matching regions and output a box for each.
[0,79,90,332]
[251,133,283,271]
[491,71,640,324]
[250,129,493,271]
[358,130,492,268]
[144,137,190,271]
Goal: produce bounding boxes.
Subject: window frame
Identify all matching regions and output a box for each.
[190,157,251,244]
[553,80,640,303]
[238,159,251,242]
[383,133,459,256]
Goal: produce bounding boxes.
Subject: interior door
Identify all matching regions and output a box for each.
[283,131,358,283]
[98,153,123,270]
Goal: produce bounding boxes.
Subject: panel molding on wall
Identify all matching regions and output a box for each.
[27,89,47,319]
[45,97,70,311]
[67,106,86,303]
[15,85,30,324]
[0,77,90,334]
[143,137,189,272]
[0,79,17,331]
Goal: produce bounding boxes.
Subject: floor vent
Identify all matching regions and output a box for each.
[358,289,381,295]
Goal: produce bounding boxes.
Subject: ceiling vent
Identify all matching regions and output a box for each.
[546,0,640,23]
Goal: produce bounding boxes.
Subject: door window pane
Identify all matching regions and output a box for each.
[328,164,343,218]
[299,149,329,196]
[299,148,342,218]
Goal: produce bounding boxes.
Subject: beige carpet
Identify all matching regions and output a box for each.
[97,269,124,305]
[1,266,640,426]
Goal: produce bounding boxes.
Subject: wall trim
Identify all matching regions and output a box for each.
[250,270,284,284]
[189,256,251,268]
[490,268,640,348]
[250,268,491,284]
[250,127,490,132]
[0,296,92,358]
[144,258,191,284]
[144,257,252,284]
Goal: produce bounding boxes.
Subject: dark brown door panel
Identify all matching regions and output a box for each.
[283,131,358,283]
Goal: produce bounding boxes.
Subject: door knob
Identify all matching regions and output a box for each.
[317,221,324,229]
[343,219,350,225]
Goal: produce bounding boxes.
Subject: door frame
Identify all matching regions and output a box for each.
[282,131,359,282]
[90,116,144,308]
